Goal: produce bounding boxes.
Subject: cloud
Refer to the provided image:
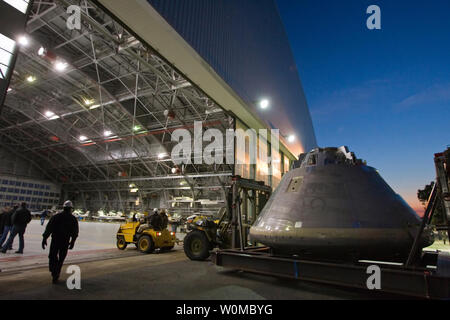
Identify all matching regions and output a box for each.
[309,80,390,120]
[395,83,450,110]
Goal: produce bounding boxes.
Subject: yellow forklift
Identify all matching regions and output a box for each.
[116,221,176,254]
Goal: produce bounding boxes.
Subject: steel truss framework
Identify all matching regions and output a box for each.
[0,0,235,213]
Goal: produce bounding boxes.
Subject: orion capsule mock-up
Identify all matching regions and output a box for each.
[250,147,433,261]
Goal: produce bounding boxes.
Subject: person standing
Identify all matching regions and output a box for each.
[40,209,49,226]
[159,209,169,230]
[1,203,31,254]
[0,205,17,250]
[42,200,79,284]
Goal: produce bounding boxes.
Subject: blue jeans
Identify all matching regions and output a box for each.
[0,226,13,248]
[2,225,25,252]
[40,217,45,225]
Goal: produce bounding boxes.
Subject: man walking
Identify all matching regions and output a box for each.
[1,203,31,254]
[40,209,49,226]
[0,205,17,250]
[42,200,79,284]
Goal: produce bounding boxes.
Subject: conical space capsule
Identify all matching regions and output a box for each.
[250,147,433,261]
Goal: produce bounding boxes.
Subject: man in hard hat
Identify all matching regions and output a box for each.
[42,200,79,284]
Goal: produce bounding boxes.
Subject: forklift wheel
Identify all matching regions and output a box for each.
[116,236,127,250]
[183,230,211,261]
[138,235,155,254]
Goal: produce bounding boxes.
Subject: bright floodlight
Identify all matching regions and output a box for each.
[18,35,29,46]
[38,46,45,56]
[26,75,36,83]
[287,135,296,143]
[83,98,94,106]
[259,99,269,109]
[79,135,88,142]
[158,153,167,159]
[55,61,68,72]
[44,111,55,118]
[104,130,112,137]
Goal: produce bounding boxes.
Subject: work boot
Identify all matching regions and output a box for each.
[15,251,23,254]
[0,248,6,254]
[52,274,60,284]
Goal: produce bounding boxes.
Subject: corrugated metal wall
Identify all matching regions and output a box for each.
[148,0,317,153]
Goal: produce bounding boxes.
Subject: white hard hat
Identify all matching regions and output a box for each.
[63,200,73,208]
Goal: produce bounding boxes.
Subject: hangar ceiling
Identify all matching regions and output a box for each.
[0,0,233,210]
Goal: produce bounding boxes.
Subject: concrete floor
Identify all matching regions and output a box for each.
[0,219,401,300]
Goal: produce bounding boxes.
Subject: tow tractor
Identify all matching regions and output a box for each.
[183,176,272,260]
[116,221,176,254]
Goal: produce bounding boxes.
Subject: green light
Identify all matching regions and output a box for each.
[133,125,141,131]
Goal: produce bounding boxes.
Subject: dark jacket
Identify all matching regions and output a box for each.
[12,207,31,227]
[149,212,162,230]
[160,213,168,230]
[0,211,4,232]
[43,209,79,244]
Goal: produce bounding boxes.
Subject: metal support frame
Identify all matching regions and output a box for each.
[213,247,450,299]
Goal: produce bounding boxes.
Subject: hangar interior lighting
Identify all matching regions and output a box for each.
[103,130,112,137]
[158,153,167,159]
[79,135,88,142]
[83,98,94,106]
[37,46,46,56]
[26,75,36,83]
[44,110,55,118]
[55,60,68,72]
[17,35,29,46]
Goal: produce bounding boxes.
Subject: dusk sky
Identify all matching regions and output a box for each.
[277,0,450,213]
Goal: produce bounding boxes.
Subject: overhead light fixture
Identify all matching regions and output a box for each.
[44,111,55,118]
[287,135,296,143]
[89,104,100,110]
[17,35,29,47]
[130,188,139,193]
[79,135,88,142]
[83,98,94,106]
[26,75,36,83]
[54,60,68,72]
[259,99,269,109]
[37,46,46,56]
[133,125,141,131]
[7,88,12,92]
[158,153,167,159]
[103,130,112,137]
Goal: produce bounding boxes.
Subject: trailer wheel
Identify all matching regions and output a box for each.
[184,230,211,261]
[138,235,155,254]
[116,236,127,250]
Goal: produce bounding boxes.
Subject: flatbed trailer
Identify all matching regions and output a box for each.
[212,247,450,299]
